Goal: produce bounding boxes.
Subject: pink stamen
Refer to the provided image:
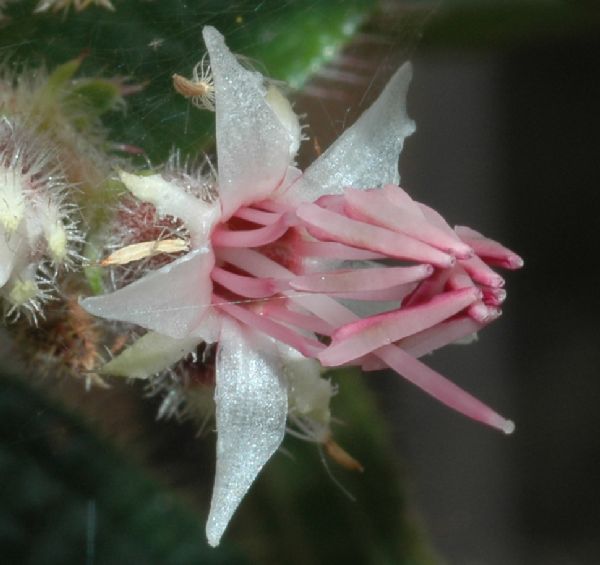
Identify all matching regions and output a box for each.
[290,264,433,294]
[404,269,451,307]
[400,315,483,358]
[314,194,346,214]
[261,302,334,335]
[382,184,424,216]
[460,255,505,288]
[296,202,455,268]
[344,188,474,259]
[455,225,524,269]
[211,267,280,298]
[214,295,324,358]
[468,302,494,323]
[234,206,283,225]
[482,287,507,306]
[320,287,481,366]
[318,284,418,302]
[295,240,385,261]
[374,345,515,434]
[212,216,290,247]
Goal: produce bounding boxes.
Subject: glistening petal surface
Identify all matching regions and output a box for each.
[203,26,293,220]
[80,247,214,339]
[296,62,416,201]
[206,319,287,547]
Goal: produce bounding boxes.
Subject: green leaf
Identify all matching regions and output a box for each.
[1,0,376,161]
[0,374,249,565]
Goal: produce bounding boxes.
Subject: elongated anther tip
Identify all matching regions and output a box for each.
[510,255,525,268]
[502,419,516,435]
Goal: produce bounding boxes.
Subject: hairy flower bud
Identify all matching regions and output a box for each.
[0,118,82,323]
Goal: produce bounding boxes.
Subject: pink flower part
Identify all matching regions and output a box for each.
[344,187,474,259]
[296,202,455,268]
[82,247,214,339]
[319,287,481,366]
[81,26,523,547]
[455,225,524,269]
[374,345,515,434]
[207,33,294,221]
[289,264,433,294]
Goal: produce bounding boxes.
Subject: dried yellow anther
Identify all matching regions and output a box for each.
[324,437,364,473]
[100,238,189,266]
[172,55,215,111]
[172,74,211,98]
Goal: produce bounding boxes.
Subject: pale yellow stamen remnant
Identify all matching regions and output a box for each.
[100,238,189,266]
[324,437,364,473]
[8,279,39,306]
[46,221,68,263]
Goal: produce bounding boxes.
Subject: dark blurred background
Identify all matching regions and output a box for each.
[298,2,600,563]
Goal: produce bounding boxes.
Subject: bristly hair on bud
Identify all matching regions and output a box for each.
[34,0,115,14]
[0,117,83,324]
[102,151,217,290]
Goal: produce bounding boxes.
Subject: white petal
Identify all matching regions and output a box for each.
[0,167,25,233]
[203,26,293,219]
[278,343,333,427]
[81,247,214,339]
[189,306,222,343]
[100,331,202,379]
[296,62,416,201]
[206,318,287,546]
[118,171,220,245]
[265,85,302,160]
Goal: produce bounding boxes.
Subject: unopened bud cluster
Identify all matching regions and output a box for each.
[0,118,82,322]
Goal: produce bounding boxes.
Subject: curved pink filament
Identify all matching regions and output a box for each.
[455,225,524,269]
[374,345,514,434]
[233,206,283,225]
[344,188,473,259]
[320,287,481,366]
[212,215,289,247]
[290,264,433,294]
[296,202,455,268]
[215,295,324,358]
[211,267,281,298]
[295,240,385,261]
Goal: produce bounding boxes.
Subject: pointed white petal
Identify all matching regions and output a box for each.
[206,319,287,546]
[297,62,416,201]
[118,171,220,244]
[203,26,293,219]
[100,331,202,379]
[81,247,214,339]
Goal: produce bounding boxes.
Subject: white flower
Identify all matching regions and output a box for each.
[82,26,520,546]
